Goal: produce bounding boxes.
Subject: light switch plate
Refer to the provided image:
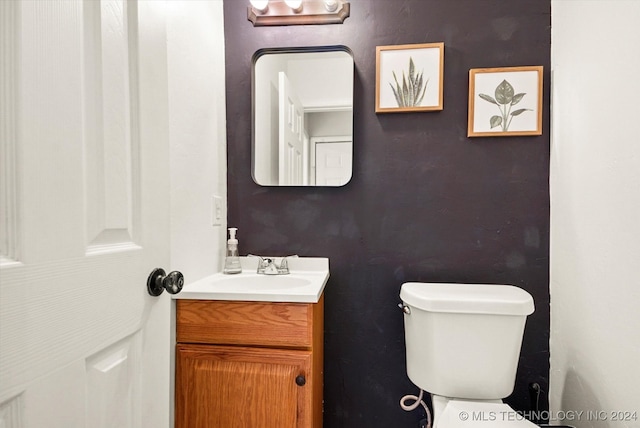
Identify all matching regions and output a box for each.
[212,195,222,226]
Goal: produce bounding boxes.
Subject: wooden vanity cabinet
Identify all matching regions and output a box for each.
[175,296,324,428]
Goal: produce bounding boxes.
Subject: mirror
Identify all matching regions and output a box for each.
[252,46,354,186]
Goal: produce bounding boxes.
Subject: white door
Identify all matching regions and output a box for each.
[0,1,172,427]
[278,72,305,185]
[315,141,353,186]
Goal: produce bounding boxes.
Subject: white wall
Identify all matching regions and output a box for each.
[550,1,640,425]
[166,0,227,280]
[306,111,353,137]
[287,53,353,108]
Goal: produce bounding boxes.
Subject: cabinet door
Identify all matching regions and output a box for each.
[176,344,313,428]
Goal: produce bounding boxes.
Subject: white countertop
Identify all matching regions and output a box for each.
[173,256,329,303]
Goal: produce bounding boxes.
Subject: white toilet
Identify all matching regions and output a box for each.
[399,282,537,428]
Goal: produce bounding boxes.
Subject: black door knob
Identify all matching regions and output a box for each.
[147,268,184,296]
[295,375,306,386]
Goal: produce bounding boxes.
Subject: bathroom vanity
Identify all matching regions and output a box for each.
[173,257,329,428]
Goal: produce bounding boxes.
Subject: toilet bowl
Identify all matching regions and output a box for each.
[399,282,536,428]
[434,398,538,427]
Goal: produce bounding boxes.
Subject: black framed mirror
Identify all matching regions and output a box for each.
[252,46,354,186]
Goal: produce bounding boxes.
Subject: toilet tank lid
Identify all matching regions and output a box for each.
[400,282,534,316]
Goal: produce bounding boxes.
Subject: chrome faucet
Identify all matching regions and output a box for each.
[250,255,296,275]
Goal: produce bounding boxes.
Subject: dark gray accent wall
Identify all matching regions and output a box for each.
[224,1,550,426]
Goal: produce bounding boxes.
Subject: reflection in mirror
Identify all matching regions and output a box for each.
[252,46,354,186]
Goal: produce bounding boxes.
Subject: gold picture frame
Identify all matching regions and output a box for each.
[375,42,444,113]
[468,66,543,137]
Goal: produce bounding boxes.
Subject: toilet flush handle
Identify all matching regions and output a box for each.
[398,303,411,315]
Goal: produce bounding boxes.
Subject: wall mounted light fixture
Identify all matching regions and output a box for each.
[248,0,350,26]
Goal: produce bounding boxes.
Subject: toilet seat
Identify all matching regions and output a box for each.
[435,400,538,428]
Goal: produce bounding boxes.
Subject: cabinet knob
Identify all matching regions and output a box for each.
[295,375,306,386]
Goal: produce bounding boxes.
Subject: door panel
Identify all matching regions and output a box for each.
[85,333,142,428]
[278,72,305,185]
[0,1,171,427]
[315,141,353,186]
[84,0,139,252]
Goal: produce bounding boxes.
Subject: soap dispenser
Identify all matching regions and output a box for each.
[223,227,242,274]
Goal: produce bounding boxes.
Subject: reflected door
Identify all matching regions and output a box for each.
[278,72,306,185]
[315,142,353,186]
[0,2,172,427]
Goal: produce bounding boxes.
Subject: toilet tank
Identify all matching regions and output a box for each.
[400,282,534,399]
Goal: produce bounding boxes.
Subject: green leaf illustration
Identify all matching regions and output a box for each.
[479,93,498,105]
[388,57,429,108]
[495,79,515,105]
[389,82,402,107]
[409,58,416,86]
[402,74,409,106]
[392,71,405,107]
[511,93,526,105]
[510,108,532,116]
[478,78,532,131]
[416,76,429,105]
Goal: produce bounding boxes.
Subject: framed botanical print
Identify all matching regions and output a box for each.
[468,66,543,137]
[376,42,444,113]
